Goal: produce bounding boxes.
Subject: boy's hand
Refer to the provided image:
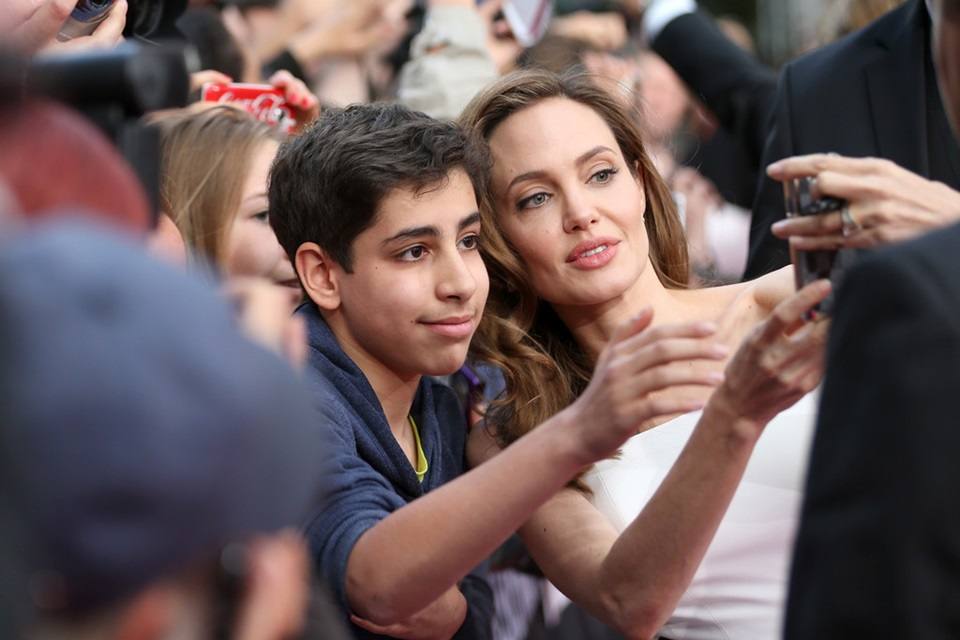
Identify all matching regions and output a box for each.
[567,308,729,465]
[350,586,467,639]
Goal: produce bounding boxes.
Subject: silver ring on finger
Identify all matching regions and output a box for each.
[840,205,861,238]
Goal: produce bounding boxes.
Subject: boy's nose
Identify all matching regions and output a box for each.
[436,253,478,301]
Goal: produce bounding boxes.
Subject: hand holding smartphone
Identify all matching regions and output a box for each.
[783,176,847,319]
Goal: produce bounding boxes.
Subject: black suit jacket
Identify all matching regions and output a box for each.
[745,0,960,279]
[785,221,960,638]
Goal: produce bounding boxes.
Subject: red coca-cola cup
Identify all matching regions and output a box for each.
[200,83,296,134]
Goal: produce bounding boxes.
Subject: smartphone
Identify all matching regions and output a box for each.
[783,176,846,319]
[201,83,296,134]
[57,0,116,41]
[502,0,554,48]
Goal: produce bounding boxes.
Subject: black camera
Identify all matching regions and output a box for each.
[25,41,191,224]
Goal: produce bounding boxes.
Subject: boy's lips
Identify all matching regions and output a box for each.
[420,314,476,339]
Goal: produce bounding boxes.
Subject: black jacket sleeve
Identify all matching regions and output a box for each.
[744,65,796,279]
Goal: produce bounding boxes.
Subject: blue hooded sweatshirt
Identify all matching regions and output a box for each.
[299,303,493,639]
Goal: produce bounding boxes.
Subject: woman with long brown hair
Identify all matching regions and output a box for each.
[462,69,827,639]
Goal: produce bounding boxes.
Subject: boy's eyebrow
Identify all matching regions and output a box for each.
[505,145,616,192]
[381,211,481,247]
[381,224,439,246]
[458,211,481,231]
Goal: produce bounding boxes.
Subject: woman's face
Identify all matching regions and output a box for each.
[487,97,649,308]
[223,140,298,287]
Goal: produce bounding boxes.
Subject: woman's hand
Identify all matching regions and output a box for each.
[566,307,730,465]
[708,279,831,439]
[267,70,320,132]
[768,154,960,250]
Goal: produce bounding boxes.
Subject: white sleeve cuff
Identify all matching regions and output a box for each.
[643,0,698,43]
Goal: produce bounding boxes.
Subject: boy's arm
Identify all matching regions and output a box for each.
[350,572,493,640]
[345,413,583,625]
[349,587,469,640]
[305,387,490,639]
[345,315,726,625]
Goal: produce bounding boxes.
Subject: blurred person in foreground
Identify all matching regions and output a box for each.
[0,221,347,640]
[784,0,960,636]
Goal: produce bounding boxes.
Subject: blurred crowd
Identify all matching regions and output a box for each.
[3,0,960,638]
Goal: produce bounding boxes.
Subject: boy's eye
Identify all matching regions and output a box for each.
[398,245,427,261]
[458,234,480,251]
[517,192,550,210]
[252,211,269,223]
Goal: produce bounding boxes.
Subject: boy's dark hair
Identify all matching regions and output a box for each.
[269,103,489,272]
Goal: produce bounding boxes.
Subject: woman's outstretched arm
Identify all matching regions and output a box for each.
[513,280,832,640]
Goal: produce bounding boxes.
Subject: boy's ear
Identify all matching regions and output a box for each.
[295,243,341,311]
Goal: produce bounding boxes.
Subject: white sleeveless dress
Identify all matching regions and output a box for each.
[583,392,819,640]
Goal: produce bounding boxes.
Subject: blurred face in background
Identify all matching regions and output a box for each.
[635,51,690,145]
[223,140,299,288]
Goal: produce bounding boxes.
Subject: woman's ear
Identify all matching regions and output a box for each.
[295,243,341,311]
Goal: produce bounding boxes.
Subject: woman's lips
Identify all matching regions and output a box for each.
[566,240,619,270]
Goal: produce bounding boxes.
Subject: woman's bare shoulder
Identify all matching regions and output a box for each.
[687,266,793,341]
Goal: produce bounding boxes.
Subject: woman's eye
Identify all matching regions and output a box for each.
[398,246,427,261]
[252,211,269,223]
[518,192,550,210]
[590,168,618,184]
[459,234,480,251]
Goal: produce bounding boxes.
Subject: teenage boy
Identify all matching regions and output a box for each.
[268,103,714,638]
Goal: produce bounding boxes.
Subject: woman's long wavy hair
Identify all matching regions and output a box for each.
[460,69,689,454]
